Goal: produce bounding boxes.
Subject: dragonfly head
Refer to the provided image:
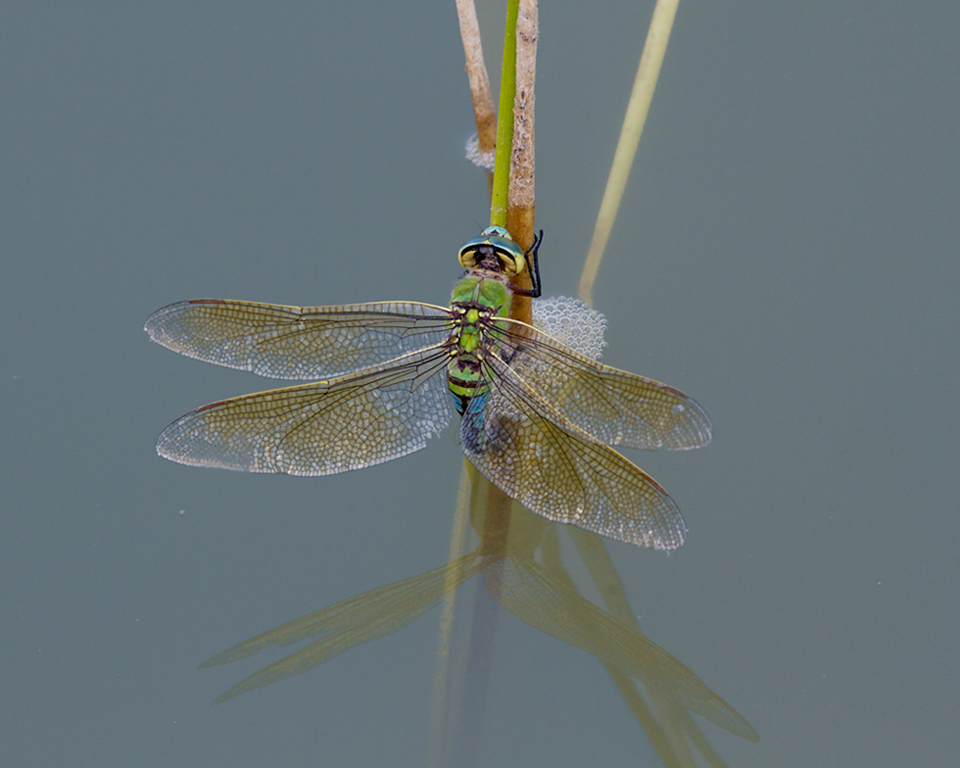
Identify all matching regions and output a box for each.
[458,226,527,278]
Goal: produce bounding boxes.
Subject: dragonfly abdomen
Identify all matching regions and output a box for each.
[447,362,490,416]
[458,390,512,457]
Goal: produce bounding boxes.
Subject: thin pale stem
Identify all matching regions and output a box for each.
[578,0,679,306]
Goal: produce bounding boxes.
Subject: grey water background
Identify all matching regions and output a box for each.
[2,3,958,766]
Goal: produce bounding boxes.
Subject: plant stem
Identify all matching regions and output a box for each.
[490,0,520,229]
[578,0,679,306]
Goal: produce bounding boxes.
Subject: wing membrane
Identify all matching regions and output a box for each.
[145,299,453,380]
[156,345,454,474]
[460,354,687,550]
[494,319,712,451]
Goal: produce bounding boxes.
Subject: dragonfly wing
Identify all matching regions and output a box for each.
[496,319,712,450]
[460,356,687,549]
[156,346,454,474]
[145,300,453,380]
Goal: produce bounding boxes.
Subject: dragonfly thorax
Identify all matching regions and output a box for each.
[450,273,513,316]
[445,274,515,416]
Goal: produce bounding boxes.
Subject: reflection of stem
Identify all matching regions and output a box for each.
[453,468,517,767]
[454,568,497,768]
[448,472,508,768]
[578,0,679,306]
[427,467,474,767]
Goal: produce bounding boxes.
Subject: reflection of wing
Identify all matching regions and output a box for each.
[460,355,686,549]
[483,557,759,741]
[199,553,483,704]
[495,319,712,450]
[145,299,453,380]
[156,346,453,474]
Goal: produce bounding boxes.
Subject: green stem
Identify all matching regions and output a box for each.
[490,0,520,228]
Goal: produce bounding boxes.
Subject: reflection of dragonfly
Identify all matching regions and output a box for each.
[196,497,759,746]
[146,227,712,548]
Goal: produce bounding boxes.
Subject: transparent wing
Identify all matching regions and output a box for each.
[156,345,454,474]
[145,299,454,380]
[460,355,687,550]
[494,319,712,450]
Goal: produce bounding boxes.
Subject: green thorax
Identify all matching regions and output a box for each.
[446,272,513,414]
[450,272,513,316]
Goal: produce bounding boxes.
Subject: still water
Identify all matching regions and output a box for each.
[2,3,958,766]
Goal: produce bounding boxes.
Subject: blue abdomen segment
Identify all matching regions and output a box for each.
[452,390,471,416]
[459,391,490,454]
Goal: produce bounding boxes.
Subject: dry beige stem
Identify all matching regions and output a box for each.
[455,0,497,153]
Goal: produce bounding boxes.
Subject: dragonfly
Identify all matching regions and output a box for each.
[145,227,712,549]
